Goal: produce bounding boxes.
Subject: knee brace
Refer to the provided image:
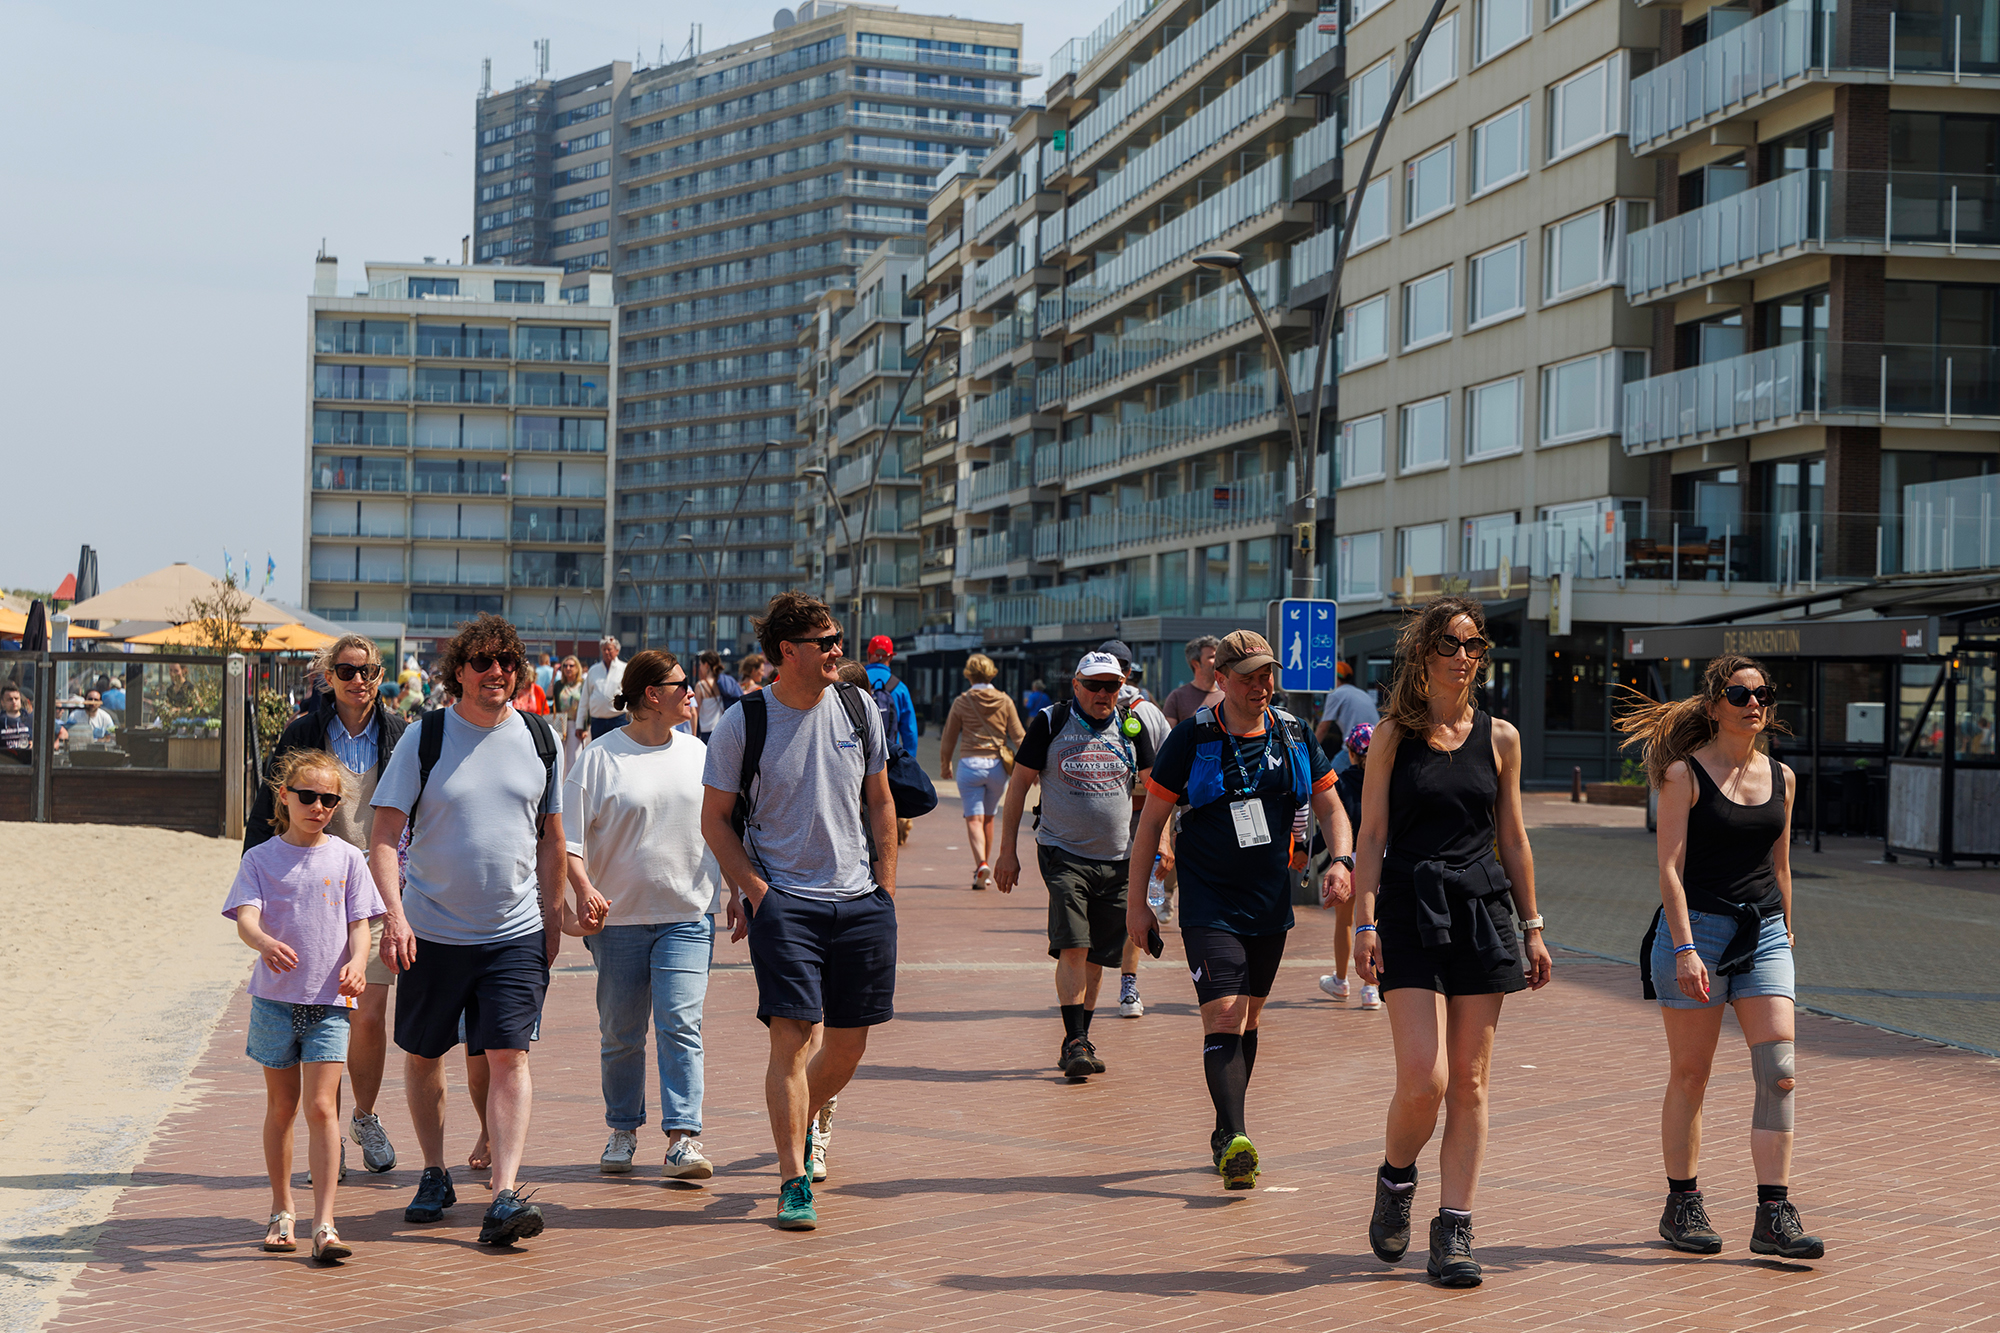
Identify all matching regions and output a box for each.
[1750,1040,1796,1132]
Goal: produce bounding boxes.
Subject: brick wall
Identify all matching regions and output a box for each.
[1823,425,1882,577]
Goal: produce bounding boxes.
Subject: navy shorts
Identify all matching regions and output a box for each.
[394,931,550,1060]
[1180,927,1287,1005]
[748,887,897,1028]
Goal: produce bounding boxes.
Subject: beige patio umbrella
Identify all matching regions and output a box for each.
[64,563,295,626]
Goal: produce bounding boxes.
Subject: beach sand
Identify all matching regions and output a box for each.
[0,823,250,1330]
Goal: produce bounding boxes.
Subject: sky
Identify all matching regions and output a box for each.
[0,0,1077,606]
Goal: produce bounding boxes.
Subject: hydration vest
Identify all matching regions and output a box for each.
[1185,704,1313,810]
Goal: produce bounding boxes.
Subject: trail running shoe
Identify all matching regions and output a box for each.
[1060,1036,1097,1080]
[404,1165,456,1224]
[600,1128,639,1174]
[1427,1213,1481,1287]
[809,1095,836,1183]
[1359,984,1383,1010]
[1118,975,1144,1018]
[776,1174,817,1230]
[1218,1134,1259,1190]
[1750,1200,1825,1260]
[350,1110,397,1173]
[1211,1128,1232,1173]
[478,1187,545,1246]
[664,1137,713,1180]
[1318,974,1350,1000]
[1369,1172,1417,1262]
[1660,1190,1723,1254]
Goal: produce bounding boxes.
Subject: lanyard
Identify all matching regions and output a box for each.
[1218,707,1276,799]
[1077,708,1136,776]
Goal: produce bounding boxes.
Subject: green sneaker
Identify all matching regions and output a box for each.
[1219,1134,1259,1190]
[776,1174,817,1230]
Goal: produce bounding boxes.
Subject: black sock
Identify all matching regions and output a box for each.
[1080,1008,1095,1038]
[1241,1028,1260,1084]
[1380,1158,1417,1187]
[1440,1207,1471,1225]
[1060,1004,1085,1041]
[1669,1176,1698,1195]
[1202,1033,1248,1138]
[1757,1184,1789,1205]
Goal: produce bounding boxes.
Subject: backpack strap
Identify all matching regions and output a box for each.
[834,681,872,753]
[1041,701,1070,736]
[408,708,448,833]
[1193,704,1222,743]
[732,691,768,837]
[520,709,558,838]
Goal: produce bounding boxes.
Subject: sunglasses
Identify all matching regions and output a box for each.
[331,662,383,682]
[1075,678,1122,695]
[1433,633,1491,660]
[1722,684,1775,707]
[286,787,344,809]
[788,632,845,654]
[656,677,694,694]
[467,652,521,674]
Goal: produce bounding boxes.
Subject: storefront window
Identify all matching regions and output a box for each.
[1545,628,1607,731]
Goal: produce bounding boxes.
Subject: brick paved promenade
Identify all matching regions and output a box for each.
[40,808,2000,1332]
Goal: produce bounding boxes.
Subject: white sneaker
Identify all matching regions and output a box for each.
[350,1110,397,1173]
[663,1137,713,1180]
[600,1128,639,1174]
[1155,894,1173,924]
[1118,975,1144,1018]
[809,1096,835,1182]
[972,863,991,891]
[1359,984,1383,1010]
[1318,974,1350,1001]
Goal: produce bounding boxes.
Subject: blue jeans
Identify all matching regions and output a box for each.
[584,920,714,1134]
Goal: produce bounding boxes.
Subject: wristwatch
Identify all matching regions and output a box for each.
[1330,854,1355,870]
[1519,914,1545,932]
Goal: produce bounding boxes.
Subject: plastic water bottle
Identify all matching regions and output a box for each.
[1146,855,1167,913]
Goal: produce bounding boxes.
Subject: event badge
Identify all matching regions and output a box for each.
[1230,799,1271,848]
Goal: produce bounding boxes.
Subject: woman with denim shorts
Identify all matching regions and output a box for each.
[1620,653,1825,1262]
[939,653,1024,891]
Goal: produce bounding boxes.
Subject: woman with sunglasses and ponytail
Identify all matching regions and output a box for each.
[1616,656,1824,1262]
[1352,596,1551,1288]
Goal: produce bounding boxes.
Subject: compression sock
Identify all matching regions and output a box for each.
[1380,1158,1417,1188]
[1201,1033,1248,1136]
[1241,1028,1260,1084]
[1669,1176,1698,1194]
[1060,1004,1086,1042]
[1757,1184,1789,1205]
[1080,1008,1095,1038]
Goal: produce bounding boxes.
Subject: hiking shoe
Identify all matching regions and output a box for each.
[664,1137,713,1180]
[1218,1134,1259,1190]
[1118,975,1144,1018]
[809,1096,836,1183]
[1359,984,1383,1010]
[1660,1190,1723,1254]
[1060,1036,1097,1080]
[404,1166,456,1224]
[1750,1200,1825,1260]
[478,1187,544,1246]
[600,1128,639,1174]
[307,1140,348,1186]
[1427,1213,1481,1287]
[350,1110,397,1173]
[1318,974,1350,1000]
[776,1174,817,1230]
[1369,1172,1417,1262]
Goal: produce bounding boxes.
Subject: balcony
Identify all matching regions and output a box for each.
[411,522,507,541]
[925,291,963,329]
[309,561,406,584]
[924,355,960,393]
[1621,341,2000,452]
[837,351,918,397]
[961,460,1036,510]
[517,334,610,364]
[415,335,510,360]
[965,385,1036,441]
[921,479,957,514]
[1068,0,1281,161]
[408,567,506,587]
[1043,472,1286,562]
[316,332,407,356]
[833,452,910,496]
[968,576,1124,631]
[514,477,606,499]
[515,382,610,408]
[314,374,410,403]
[410,472,508,495]
[835,398,919,444]
[511,521,606,544]
[311,520,405,539]
[1627,169,2000,302]
[1064,159,1286,316]
[921,417,959,455]
[928,228,963,270]
[958,528,1041,578]
[312,464,404,492]
[413,380,508,405]
[1058,370,1279,478]
[968,311,1035,374]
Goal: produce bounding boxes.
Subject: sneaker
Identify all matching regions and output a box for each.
[1118,975,1144,1018]
[1218,1133,1259,1190]
[1154,893,1172,924]
[664,1137,713,1180]
[1359,984,1383,1010]
[307,1140,349,1186]
[404,1165,456,1224]
[478,1187,545,1246]
[1659,1190,1723,1254]
[972,863,991,890]
[1750,1200,1825,1260]
[1427,1213,1481,1287]
[809,1095,836,1183]
[1060,1035,1096,1080]
[776,1174,817,1230]
[600,1128,639,1174]
[1210,1128,1232,1173]
[1082,1037,1106,1073]
[1318,974,1350,1001]
[350,1110,397,1173]
[1369,1172,1417,1262]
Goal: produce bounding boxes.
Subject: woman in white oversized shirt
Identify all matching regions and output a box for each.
[563,650,724,1180]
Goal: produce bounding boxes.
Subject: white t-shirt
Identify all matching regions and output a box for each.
[584,658,627,719]
[564,727,722,924]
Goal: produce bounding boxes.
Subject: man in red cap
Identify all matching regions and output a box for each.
[864,636,920,845]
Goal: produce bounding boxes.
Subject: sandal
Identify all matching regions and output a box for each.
[262,1211,297,1252]
[312,1225,353,1264]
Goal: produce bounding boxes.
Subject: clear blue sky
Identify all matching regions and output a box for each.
[0,0,1071,604]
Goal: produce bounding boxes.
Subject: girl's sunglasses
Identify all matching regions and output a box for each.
[1723,685,1775,707]
[468,652,520,673]
[287,786,344,809]
[1433,633,1490,660]
[330,662,382,682]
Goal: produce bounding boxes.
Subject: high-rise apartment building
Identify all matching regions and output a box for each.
[608,5,1028,660]
[475,61,631,293]
[303,258,616,656]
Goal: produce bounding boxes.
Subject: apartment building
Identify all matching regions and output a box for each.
[609,4,1027,661]
[474,62,631,291]
[303,258,616,656]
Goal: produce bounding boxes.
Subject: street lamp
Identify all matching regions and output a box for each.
[674,533,717,654]
[800,463,858,635]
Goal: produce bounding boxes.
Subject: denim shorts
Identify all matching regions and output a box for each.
[247,995,353,1069]
[957,756,1009,819]
[1652,908,1795,1010]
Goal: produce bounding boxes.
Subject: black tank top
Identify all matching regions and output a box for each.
[1386,710,1497,869]
[1682,752,1784,914]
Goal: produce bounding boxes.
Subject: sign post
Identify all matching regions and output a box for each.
[1271,597,1340,696]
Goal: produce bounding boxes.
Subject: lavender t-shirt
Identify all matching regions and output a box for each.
[223,837,384,1005]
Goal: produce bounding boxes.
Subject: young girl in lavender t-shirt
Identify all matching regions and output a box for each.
[223,748,384,1264]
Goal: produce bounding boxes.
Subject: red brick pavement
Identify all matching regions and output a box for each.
[45,812,2000,1333]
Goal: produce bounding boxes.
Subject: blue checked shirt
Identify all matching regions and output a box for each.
[325,707,379,775]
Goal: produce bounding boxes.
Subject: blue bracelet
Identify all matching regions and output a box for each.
[1673,942,1699,955]
[1354,924,1378,936]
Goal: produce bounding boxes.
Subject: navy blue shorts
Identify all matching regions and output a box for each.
[747,887,897,1028]
[394,931,550,1060]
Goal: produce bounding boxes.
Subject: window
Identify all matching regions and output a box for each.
[493,280,545,304]
[1551,0,1595,20]
[1400,396,1449,471]
[1541,349,1648,444]
[1544,201,1650,300]
[1339,413,1387,484]
[1347,175,1391,252]
[1159,549,1189,612]
[1549,55,1624,161]
[553,220,610,246]
[1466,375,1523,457]
[1338,532,1384,599]
[1469,239,1525,327]
[1406,141,1456,226]
[551,191,611,217]
[1463,511,1519,569]
[408,276,459,298]
[1241,538,1280,603]
[1397,523,1448,578]
[1409,14,1459,103]
[1403,268,1453,349]
[1347,57,1394,143]
[554,129,611,157]
[1476,0,1530,61]
[1472,102,1530,194]
[1351,0,1392,26]
[1341,293,1389,369]
[1201,544,1231,608]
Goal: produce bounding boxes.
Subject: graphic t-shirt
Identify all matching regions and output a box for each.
[223,837,384,1006]
[1,709,30,758]
[1016,703,1156,861]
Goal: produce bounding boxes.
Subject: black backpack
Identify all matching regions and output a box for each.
[732,683,937,838]
[409,706,559,838]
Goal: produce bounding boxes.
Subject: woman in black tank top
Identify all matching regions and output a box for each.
[1351,597,1552,1289]
[1617,654,1823,1261]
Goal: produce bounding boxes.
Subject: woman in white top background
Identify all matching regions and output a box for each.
[563,650,724,1180]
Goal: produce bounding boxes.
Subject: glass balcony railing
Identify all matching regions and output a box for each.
[957,526,1040,576]
[1066,159,1286,316]
[968,311,1035,373]
[410,521,506,541]
[413,379,508,405]
[924,354,960,391]
[312,463,404,491]
[928,228,963,269]
[1058,265,1278,400]
[411,472,508,495]
[962,460,1034,508]
[967,576,1124,630]
[1069,0,1281,160]
[1047,0,1158,86]
[1628,168,2000,299]
[510,521,606,543]
[315,372,410,402]
[309,561,406,584]
[965,384,1036,438]
[1059,369,1279,476]
[971,243,1020,300]
[1044,471,1286,560]
[415,334,510,359]
[316,331,407,356]
[1293,21,1340,71]
[1901,474,2000,574]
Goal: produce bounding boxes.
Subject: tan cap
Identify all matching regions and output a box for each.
[1214,629,1278,675]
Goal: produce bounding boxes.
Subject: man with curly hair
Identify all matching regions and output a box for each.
[369,614,606,1247]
